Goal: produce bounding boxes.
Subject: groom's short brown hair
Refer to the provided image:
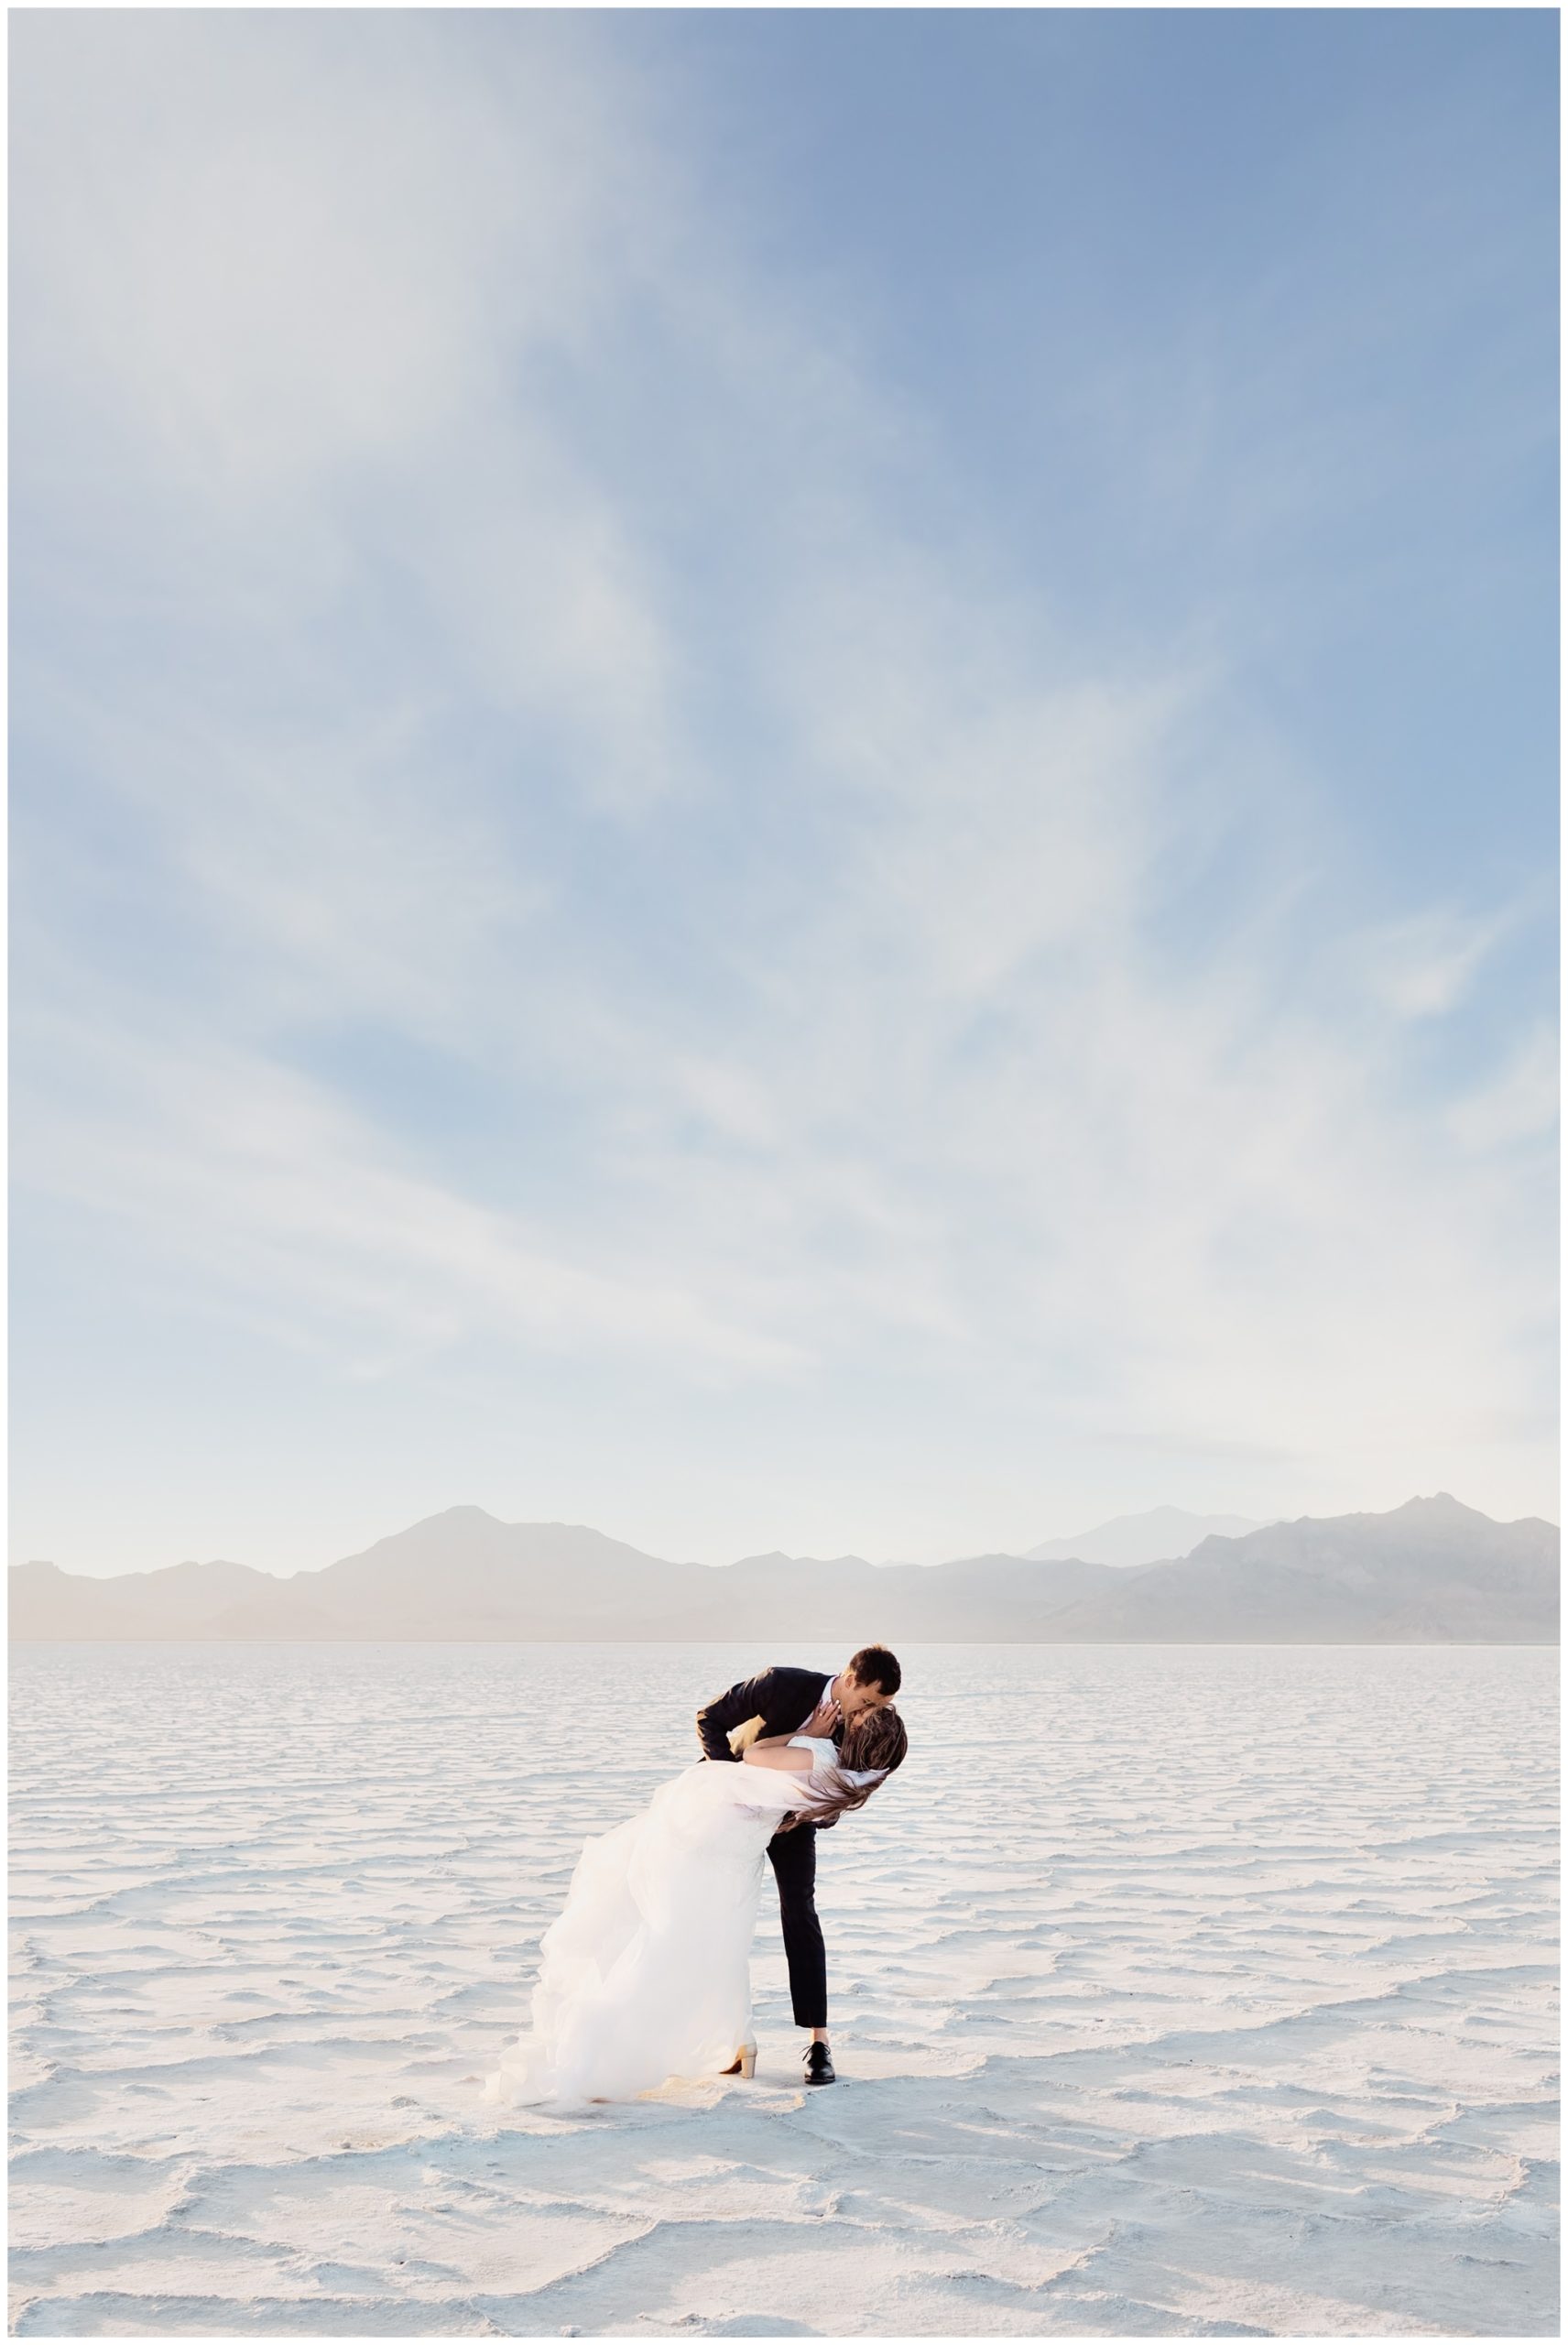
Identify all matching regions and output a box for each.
[848,1644,900,1696]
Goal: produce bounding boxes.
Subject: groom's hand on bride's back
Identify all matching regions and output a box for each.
[696,1667,778,1762]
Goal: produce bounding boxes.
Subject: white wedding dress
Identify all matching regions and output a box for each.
[481,1737,844,2106]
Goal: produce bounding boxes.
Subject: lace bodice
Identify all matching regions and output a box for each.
[787,1733,882,1790]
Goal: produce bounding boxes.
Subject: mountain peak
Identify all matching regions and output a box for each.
[1028,1506,1270,1569]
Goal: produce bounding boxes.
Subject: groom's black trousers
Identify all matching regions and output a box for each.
[766,1821,827,2029]
[694,1665,837,2032]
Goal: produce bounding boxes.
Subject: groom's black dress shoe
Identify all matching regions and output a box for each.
[803,2042,835,2086]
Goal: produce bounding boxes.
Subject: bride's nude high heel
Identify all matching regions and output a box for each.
[722,2040,757,2078]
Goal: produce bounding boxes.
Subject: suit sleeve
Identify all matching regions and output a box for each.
[696,1666,779,1761]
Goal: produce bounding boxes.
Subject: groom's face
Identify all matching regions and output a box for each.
[837,1669,892,1724]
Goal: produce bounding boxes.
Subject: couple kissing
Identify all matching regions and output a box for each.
[481,1648,906,2106]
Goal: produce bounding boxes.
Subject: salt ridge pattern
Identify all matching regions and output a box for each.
[9,1641,1558,2335]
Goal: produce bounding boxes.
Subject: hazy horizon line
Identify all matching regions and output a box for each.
[15,1489,1560,1583]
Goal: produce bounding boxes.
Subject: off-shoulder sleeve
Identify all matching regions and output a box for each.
[698,1758,813,1816]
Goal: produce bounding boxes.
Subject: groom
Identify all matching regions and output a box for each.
[696,1644,901,2086]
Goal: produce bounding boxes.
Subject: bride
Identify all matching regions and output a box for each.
[480,1704,908,2105]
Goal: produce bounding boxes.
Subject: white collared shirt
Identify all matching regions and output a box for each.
[798,1676,841,1733]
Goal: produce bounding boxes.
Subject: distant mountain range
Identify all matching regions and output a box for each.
[1026,1506,1271,1566]
[10,1494,1558,1643]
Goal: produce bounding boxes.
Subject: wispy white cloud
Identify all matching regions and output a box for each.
[14,1006,801,1377]
[10,10,1556,1567]
[1446,1025,1558,1153]
[1356,903,1525,1021]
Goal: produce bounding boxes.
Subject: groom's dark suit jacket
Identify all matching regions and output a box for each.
[695,1663,844,1830]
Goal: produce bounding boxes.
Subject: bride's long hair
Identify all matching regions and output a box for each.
[779,1704,908,1832]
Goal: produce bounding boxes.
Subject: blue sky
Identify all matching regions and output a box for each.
[11,8,1557,1576]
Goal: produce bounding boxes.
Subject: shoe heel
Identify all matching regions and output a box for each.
[737,2041,757,2079]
